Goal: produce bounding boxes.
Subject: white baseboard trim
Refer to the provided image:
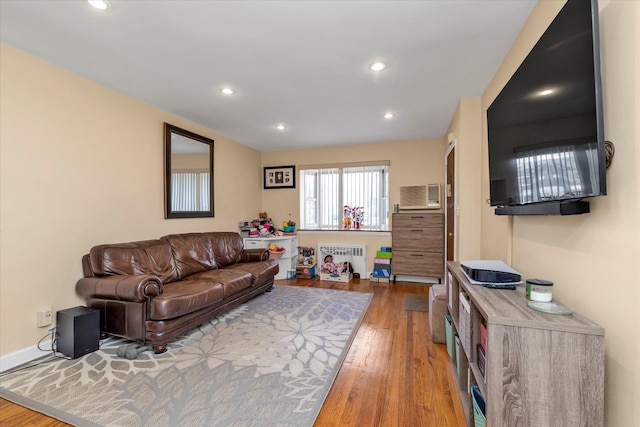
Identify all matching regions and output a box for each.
[0,344,52,373]
[1,336,123,373]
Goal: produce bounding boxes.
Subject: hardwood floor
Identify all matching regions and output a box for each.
[0,278,465,426]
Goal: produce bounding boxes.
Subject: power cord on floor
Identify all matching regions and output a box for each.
[0,329,73,377]
[38,326,72,361]
[49,330,73,362]
[1,327,115,377]
[0,330,60,377]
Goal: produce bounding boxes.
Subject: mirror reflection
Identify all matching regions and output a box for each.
[164,123,214,218]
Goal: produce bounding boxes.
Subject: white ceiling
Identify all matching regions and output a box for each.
[0,0,537,152]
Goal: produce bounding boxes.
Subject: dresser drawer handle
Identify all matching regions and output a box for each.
[410,254,425,257]
[410,229,425,232]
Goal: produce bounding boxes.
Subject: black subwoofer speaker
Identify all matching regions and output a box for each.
[56,306,100,359]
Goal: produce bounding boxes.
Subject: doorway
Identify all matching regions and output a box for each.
[446,145,455,261]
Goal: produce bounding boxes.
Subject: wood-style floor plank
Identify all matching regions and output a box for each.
[0,278,465,427]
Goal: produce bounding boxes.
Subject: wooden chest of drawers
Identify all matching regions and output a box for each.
[391,212,444,279]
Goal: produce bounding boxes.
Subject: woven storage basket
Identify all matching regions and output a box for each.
[269,249,285,259]
[459,293,471,354]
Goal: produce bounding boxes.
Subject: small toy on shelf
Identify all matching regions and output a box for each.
[297,246,315,266]
[259,223,275,236]
[321,254,337,274]
[352,206,364,229]
[282,219,296,233]
[343,205,352,229]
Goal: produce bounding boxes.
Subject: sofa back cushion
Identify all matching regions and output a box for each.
[161,232,244,279]
[89,239,178,283]
[210,232,245,268]
[161,233,216,279]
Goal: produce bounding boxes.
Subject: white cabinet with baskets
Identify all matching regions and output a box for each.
[243,236,298,280]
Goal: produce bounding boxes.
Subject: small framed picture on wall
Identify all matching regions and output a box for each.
[264,165,296,189]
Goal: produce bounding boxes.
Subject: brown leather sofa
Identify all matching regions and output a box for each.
[76,232,279,353]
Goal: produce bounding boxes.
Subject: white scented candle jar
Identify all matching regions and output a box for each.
[526,279,554,302]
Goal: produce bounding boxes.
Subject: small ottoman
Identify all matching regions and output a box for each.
[429,284,447,344]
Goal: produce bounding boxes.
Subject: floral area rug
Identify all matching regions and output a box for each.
[0,285,372,426]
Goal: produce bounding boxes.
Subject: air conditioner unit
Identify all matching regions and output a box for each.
[399,184,440,210]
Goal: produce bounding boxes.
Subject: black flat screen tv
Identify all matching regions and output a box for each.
[487,0,606,215]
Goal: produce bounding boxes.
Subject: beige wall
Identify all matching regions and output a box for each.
[0,43,263,356]
[473,1,639,425]
[446,98,483,261]
[172,153,209,170]
[261,139,446,274]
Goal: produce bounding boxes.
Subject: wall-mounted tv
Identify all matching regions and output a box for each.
[487,0,606,215]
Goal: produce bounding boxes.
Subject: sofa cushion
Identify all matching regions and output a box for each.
[161,232,246,279]
[149,280,224,320]
[210,232,245,268]
[161,233,218,279]
[226,260,279,285]
[89,239,178,283]
[185,268,253,299]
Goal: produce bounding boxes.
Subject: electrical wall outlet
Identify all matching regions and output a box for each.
[37,307,52,327]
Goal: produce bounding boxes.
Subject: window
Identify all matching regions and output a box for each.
[300,162,389,230]
[171,171,210,211]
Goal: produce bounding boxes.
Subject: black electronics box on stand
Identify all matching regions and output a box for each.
[56,306,100,359]
[460,260,521,283]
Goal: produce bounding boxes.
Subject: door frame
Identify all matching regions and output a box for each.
[445,140,457,262]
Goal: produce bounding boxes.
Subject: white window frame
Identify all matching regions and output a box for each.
[299,161,389,231]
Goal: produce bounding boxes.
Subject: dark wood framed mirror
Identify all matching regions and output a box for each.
[164,123,214,219]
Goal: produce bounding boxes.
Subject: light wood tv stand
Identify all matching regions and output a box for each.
[445,261,604,426]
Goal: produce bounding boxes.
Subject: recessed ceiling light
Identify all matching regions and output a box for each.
[275,124,287,131]
[220,87,235,95]
[383,112,395,119]
[539,89,554,96]
[369,62,386,72]
[88,0,109,10]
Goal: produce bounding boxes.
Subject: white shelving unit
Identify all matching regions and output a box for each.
[243,235,298,280]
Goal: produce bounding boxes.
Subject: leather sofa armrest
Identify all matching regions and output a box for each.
[76,275,163,303]
[240,248,269,262]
